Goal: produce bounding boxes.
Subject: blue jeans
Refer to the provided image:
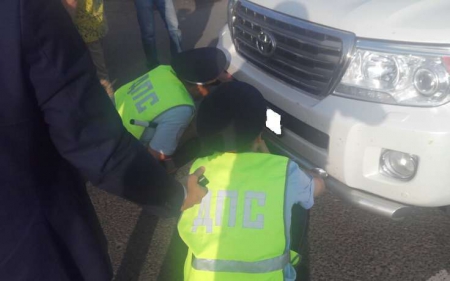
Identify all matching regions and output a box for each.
[134,0,182,69]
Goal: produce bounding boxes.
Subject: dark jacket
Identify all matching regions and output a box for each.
[0,0,184,280]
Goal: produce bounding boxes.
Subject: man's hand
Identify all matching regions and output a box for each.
[307,169,326,197]
[181,166,208,211]
[217,71,233,83]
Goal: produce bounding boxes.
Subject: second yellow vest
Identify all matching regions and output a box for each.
[115,65,194,139]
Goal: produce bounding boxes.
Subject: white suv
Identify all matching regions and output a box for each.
[218,0,450,219]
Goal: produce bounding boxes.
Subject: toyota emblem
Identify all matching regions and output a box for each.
[256,31,276,57]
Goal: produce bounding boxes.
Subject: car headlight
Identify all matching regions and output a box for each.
[334,40,450,107]
[227,0,238,35]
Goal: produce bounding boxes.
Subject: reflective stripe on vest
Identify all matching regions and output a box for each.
[114,65,194,139]
[192,251,290,273]
[178,152,292,281]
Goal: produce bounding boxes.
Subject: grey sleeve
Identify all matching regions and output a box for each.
[285,161,315,209]
[148,106,194,156]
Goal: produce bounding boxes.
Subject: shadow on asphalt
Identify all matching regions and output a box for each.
[157,227,188,281]
[113,211,159,281]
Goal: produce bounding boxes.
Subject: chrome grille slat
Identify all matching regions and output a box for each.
[275,42,339,66]
[234,34,259,52]
[235,38,329,90]
[237,43,323,94]
[231,0,355,97]
[234,24,334,78]
[236,9,342,53]
[235,22,338,70]
[271,55,331,81]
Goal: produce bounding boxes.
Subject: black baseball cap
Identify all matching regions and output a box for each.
[171,47,227,85]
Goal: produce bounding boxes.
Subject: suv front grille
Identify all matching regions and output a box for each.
[231,0,354,97]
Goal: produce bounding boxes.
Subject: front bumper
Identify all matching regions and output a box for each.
[218,26,450,207]
[265,132,412,220]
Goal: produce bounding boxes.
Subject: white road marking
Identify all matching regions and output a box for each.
[427,270,450,281]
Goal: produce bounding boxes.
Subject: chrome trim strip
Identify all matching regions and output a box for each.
[357,39,450,57]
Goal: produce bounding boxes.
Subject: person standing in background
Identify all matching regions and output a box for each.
[134,0,182,70]
[62,0,115,98]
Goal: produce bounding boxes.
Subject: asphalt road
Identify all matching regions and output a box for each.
[90,0,450,280]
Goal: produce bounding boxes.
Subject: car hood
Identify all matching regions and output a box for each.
[249,0,450,44]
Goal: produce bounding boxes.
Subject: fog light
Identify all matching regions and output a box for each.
[380,150,419,181]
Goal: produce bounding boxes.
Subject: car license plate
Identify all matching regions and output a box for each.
[266,108,282,136]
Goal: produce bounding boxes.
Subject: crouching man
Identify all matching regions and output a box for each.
[114,47,227,172]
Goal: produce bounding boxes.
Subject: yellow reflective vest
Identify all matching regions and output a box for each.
[114,65,194,139]
[178,152,294,281]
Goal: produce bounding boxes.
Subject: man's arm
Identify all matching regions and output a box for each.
[286,161,326,210]
[146,106,194,161]
[20,0,185,209]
